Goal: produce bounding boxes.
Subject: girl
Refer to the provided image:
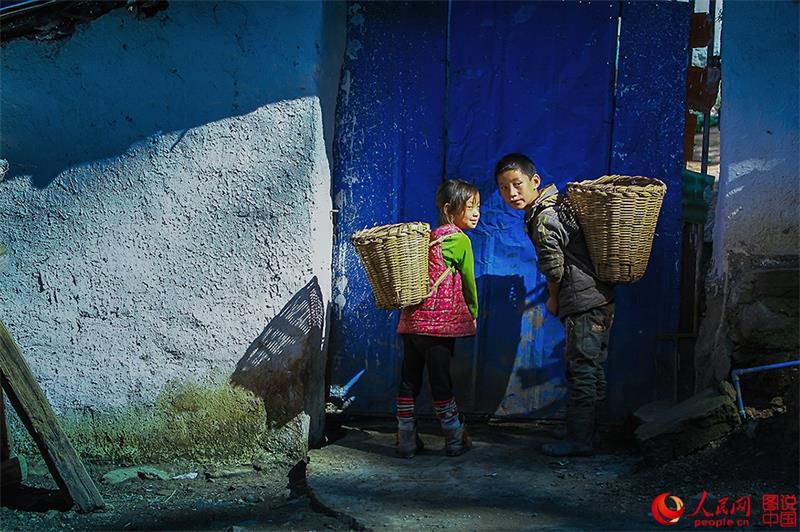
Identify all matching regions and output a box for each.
[395,179,480,458]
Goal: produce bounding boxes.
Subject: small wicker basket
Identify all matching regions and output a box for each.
[351,222,431,309]
[566,175,667,284]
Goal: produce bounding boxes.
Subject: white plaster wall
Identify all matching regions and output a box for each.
[712,0,799,271]
[0,2,345,412]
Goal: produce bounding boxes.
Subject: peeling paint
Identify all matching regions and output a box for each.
[728,157,784,183]
[349,3,365,28]
[345,38,362,60]
[340,69,352,107]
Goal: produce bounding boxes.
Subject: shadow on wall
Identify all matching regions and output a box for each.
[443,274,526,414]
[230,277,326,445]
[0,1,344,187]
[488,276,568,418]
[474,274,526,413]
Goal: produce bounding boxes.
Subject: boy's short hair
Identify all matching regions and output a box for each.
[494,153,538,182]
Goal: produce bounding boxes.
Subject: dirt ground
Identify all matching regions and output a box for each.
[309,412,798,530]
[0,458,347,531]
[2,404,797,531]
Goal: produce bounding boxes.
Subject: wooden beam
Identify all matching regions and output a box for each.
[1,455,27,487]
[1,387,10,462]
[0,321,104,513]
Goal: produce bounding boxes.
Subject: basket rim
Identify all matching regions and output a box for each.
[352,221,430,243]
[567,175,666,192]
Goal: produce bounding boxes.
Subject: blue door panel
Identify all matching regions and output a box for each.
[445,1,620,417]
[330,1,688,420]
[606,0,690,414]
[330,2,448,413]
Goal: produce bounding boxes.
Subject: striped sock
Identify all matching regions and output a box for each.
[434,397,461,429]
[396,396,415,430]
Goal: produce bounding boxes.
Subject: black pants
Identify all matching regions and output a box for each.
[398,334,455,402]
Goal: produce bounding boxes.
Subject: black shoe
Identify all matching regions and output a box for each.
[550,425,601,448]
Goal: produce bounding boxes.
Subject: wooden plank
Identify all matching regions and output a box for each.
[0,321,104,512]
[1,386,10,462]
[1,455,27,487]
[677,223,702,400]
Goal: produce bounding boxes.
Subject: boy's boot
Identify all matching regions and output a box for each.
[592,402,603,449]
[549,406,602,448]
[549,424,568,440]
[541,407,594,457]
[443,414,472,457]
[396,421,425,459]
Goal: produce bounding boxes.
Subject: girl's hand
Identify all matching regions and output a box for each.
[473,319,477,329]
[545,297,559,316]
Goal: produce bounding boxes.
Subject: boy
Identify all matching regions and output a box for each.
[495,153,614,457]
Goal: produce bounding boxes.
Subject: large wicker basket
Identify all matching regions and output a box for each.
[566,175,667,284]
[351,222,431,309]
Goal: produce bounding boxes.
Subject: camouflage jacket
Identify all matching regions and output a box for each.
[524,184,614,319]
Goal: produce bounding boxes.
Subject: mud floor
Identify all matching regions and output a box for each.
[0,458,347,531]
[1,409,797,531]
[308,415,798,530]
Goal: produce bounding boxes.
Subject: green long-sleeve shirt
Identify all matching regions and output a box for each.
[440,232,479,319]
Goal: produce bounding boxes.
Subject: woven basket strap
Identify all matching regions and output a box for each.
[425,266,455,299]
[429,235,450,247]
[422,233,456,298]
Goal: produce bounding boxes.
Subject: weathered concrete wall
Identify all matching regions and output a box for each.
[0,1,345,459]
[711,2,798,264]
[695,0,799,393]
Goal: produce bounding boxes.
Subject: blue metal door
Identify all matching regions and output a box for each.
[330,1,688,419]
[329,1,448,413]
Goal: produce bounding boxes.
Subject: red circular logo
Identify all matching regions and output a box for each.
[652,493,685,525]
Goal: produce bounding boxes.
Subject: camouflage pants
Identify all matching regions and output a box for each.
[564,303,615,416]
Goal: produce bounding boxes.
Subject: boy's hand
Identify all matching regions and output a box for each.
[545,297,559,316]
[473,319,477,329]
[546,281,560,317]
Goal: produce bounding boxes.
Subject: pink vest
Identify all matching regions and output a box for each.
[397,224,477,337]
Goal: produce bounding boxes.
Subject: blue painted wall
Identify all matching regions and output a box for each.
[607,1,690,412]
[331,1,689,420]
[445,0,619,417]
[330,1,447,412]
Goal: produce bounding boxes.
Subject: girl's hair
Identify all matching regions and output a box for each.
[435,179,480,225]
